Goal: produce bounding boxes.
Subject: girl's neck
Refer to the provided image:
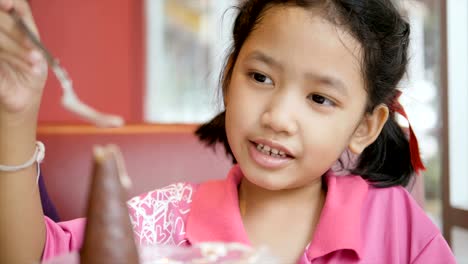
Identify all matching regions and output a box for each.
[238,176,326,262]
[238,176,326,219]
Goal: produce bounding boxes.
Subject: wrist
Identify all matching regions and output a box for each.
[0,114,39,165]
[0,141,44,171]
[0,102,40,127]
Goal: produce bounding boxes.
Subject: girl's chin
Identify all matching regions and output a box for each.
[240,163,324,192]
[241,167,295,191]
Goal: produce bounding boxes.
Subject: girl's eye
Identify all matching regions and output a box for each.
[308,94,335,106]
[250,72,273,85]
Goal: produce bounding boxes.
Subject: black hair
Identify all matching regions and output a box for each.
[195,0,415,187]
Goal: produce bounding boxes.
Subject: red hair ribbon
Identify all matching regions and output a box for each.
[390,90,426,175]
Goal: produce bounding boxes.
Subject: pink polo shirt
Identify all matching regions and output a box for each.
[42,165,455,263]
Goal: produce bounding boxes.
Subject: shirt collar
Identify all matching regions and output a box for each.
[185,166,369,260]
[306,171,368,260]
[186,165,250,245]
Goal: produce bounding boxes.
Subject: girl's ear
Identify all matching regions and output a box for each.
[349,104,389,155]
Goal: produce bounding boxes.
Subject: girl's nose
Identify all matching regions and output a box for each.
[260,93,299,136]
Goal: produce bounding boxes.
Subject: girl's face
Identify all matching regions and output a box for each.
[225,6,387,190]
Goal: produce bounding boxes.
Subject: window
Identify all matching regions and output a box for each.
[145,0,236,123]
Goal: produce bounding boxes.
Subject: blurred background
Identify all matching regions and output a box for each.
[30,0,467,262]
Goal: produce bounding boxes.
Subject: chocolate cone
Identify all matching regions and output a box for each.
[80,147,139,264]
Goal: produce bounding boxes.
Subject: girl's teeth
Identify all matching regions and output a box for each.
[255,143,288,158]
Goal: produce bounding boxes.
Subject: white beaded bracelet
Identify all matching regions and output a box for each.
[0,141,45,184]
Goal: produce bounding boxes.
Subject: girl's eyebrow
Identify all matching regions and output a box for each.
[245,50,349,96]
[245,50,284,71]
[305,72,349,97]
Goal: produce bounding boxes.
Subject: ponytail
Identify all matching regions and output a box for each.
[195,111,237,164]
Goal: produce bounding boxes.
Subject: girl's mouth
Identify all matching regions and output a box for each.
[250,140,295,158]
[248,141,294,169]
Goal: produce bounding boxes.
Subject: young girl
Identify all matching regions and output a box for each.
[0,0,456,263]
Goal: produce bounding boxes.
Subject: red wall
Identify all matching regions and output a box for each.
[31,0,144,123]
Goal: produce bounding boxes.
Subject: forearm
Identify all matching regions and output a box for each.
[0,114,46,263]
